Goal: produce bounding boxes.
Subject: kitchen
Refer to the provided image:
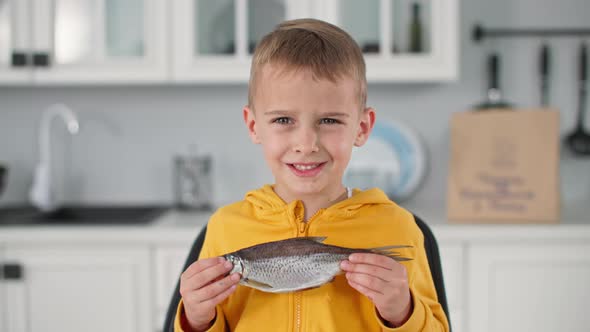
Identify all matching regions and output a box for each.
[1,0,590,331]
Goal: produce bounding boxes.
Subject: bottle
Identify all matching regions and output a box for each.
[408,2,423,53]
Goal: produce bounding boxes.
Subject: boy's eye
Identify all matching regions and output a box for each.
[320,118,340,125]
[272,117,292,124]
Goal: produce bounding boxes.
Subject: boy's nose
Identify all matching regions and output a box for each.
[293,128,320,154]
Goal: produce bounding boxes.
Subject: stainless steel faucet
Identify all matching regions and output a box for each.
[29,103,80,212]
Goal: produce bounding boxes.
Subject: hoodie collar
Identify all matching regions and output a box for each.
[244,184,394,220]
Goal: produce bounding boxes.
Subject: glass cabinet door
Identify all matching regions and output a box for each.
[392,0,431,54]
[174,0,309,82]
[339,0,381,54]
[0,0,32,83]
[51,0,145,64]
[33,0,167,83]
[247,0,286,54]
[321,0,456,81]
[195,0,236,56]
[332,0,433,56]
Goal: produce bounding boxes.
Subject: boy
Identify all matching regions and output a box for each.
[175,18,449,332]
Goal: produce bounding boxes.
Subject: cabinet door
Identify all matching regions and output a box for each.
[468,243,590,332]
[314,0,458,81]
[154,244,192,330]
[172,0,313,82]
[31,0,167,83]
[0,0,33,83]
[2,245,152,332]
[438,242,464,332]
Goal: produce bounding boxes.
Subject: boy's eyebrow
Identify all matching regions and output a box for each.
[263,110,350,117]
[263,110,294,116]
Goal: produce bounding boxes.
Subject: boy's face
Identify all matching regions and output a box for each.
[244,64,375,202]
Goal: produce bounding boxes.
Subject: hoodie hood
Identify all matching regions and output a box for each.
[244,184,395,220]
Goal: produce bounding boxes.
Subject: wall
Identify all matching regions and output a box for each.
[0,0,589,219]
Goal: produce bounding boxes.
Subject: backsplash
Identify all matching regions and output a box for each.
[1,0,589,212]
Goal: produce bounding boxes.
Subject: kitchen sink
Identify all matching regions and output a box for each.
[0,205,170,226]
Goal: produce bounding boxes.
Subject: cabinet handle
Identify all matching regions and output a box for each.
[11,52,29,67]
[2,263,24,280]
[33,52,51,67]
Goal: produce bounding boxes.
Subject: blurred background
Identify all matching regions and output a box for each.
[0,0,589,332]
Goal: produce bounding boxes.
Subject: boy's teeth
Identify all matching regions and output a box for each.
[293,164,319,171]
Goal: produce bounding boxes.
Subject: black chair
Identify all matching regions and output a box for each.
[413,214,452,331]
[163,215,451,331]
[163,225,208,332]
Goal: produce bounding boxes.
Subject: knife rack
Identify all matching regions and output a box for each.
[472,24,590,42]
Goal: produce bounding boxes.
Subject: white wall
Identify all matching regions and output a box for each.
[0,0,589,217]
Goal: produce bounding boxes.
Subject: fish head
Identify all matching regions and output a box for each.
[224,254,245,276]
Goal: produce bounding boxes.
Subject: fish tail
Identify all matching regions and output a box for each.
[368,245,413,262]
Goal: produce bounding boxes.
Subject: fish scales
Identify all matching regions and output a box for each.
[222,237,412,293]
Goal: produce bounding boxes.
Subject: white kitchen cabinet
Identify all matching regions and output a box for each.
[172,0,458,82]
[467,242,590,332]
[1,244,153,332]
[314,0,458,82]
[0,0,32,83]
[172,0,314,82]
[438,242,464,332]
[0,0,167,85]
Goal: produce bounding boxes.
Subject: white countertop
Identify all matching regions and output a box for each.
[1,207,589,244]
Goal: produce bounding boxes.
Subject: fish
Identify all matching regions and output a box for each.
[222,236,412,293]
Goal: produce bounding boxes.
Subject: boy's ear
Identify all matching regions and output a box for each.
[243,106,261,144]
[354,107,376,147]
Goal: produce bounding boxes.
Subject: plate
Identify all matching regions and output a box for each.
[343,119,427,201]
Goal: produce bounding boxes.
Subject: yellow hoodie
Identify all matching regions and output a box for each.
[175,185,449,332]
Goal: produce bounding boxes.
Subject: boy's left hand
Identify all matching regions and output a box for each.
[340,253,413,327]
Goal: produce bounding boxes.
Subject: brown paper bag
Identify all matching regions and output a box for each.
[447,109,560,223]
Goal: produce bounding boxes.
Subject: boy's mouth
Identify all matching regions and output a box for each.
[288,163,326,177]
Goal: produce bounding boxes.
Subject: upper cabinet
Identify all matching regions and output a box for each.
[172,0,314,82]
[0,0,31,83]
[317,0,458,82]
[0,0,167,84]
[1,0,457,85]
[172,0,458,83]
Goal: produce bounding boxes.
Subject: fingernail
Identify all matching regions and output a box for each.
[340,261,349,269]
[230,273,240,282]
[224,261,233,269]
[349,254,357,262]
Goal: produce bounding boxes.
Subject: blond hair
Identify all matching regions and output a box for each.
[248,18,367,110]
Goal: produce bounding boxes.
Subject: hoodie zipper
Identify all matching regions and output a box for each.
[294,204,304,332]
[294,208,325,331]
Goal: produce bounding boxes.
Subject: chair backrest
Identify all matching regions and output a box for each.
[412,214,452,331]
[163,215,451,332]
[163,225,208,332]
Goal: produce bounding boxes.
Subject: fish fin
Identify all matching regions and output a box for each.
[369,245,414,262]
[371,244,413,251]
[301,236,327,243]
[242,278,274,291]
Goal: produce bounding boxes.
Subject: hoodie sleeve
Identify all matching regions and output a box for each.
[374,220,450,332]
[174,300,227,332]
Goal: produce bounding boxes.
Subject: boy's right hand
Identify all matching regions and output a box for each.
[179,257,241,331]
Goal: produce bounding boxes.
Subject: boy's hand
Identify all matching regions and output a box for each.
[179,257,241,331]
[340,253,413,327]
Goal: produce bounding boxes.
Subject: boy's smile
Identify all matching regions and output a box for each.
[244,64,375,206]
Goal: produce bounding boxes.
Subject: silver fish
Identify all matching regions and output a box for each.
[223,237,412,293]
